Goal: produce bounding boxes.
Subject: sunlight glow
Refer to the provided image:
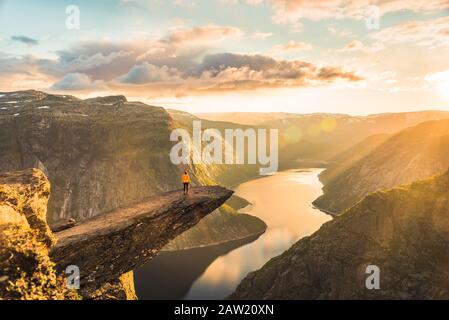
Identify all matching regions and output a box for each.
[426,70,449,102]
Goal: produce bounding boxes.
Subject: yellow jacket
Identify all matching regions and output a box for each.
[182,173,190,183]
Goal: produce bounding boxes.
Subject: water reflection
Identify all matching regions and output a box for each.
[135,169,331,300]
[134,235,261,300]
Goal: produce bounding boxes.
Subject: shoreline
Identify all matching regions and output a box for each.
[162,228,266,252]
[313,205,337,218]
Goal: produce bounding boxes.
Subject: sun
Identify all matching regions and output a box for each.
[437,80,449,102]
[426,70,449,102]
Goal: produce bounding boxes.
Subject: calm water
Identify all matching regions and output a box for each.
[135,168,331,300]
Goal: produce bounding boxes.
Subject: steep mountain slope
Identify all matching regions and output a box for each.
[314,119,449,213]
[319,133,391,185]
[0,91,266,249]
[231,169,449,299]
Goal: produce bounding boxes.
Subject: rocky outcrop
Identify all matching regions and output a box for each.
[0,169,54,246]
[81,272,138,300]
[1,168,232,299]
[51,186,233,289]
[231,169,449,300]
[314,119,449,213]
[0,169,78,300]
[0,91,267,251]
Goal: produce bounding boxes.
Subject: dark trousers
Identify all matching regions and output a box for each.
[183,183,189,194]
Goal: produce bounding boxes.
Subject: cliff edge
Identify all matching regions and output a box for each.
[0,168,232,299]
[51,186,233,287]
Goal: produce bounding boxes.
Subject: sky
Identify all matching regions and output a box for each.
[0,0,448,115]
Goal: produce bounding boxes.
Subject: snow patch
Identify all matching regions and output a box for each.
[38,106,50,109]
[13,113,20,116]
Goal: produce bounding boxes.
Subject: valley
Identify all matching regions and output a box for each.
[231,169,449,299]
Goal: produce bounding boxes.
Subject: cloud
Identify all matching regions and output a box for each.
[173,0,196,7]
[272,41,313,53]
[62,51,132,73]
[316,66,363,82]
[114,52,363,95]
[119,63,182,84]
[51,73,106,91]
[338,40,383,53]
[164,24,243,46]
[425,69,449,83]
[327,26,352,38]
[0,24,361,97]
[248,0,449,28]
[218,0,239,4]
[196,53,364,91]
[371,16,449,48]
[251,31,274,39]
[11,35,39,46]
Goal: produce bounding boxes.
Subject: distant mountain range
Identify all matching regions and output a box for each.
[198,111,449,162]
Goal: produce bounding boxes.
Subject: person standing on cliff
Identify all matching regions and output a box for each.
[182,171,190,195]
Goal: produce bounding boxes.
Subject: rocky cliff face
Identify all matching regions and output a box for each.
[314,119,449,213]
[0,169,78,300]
[0,90,179,224]
[0,91,266,250]
[231,169,449,299]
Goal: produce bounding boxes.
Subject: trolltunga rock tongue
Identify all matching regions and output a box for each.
[50,186,233,286]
